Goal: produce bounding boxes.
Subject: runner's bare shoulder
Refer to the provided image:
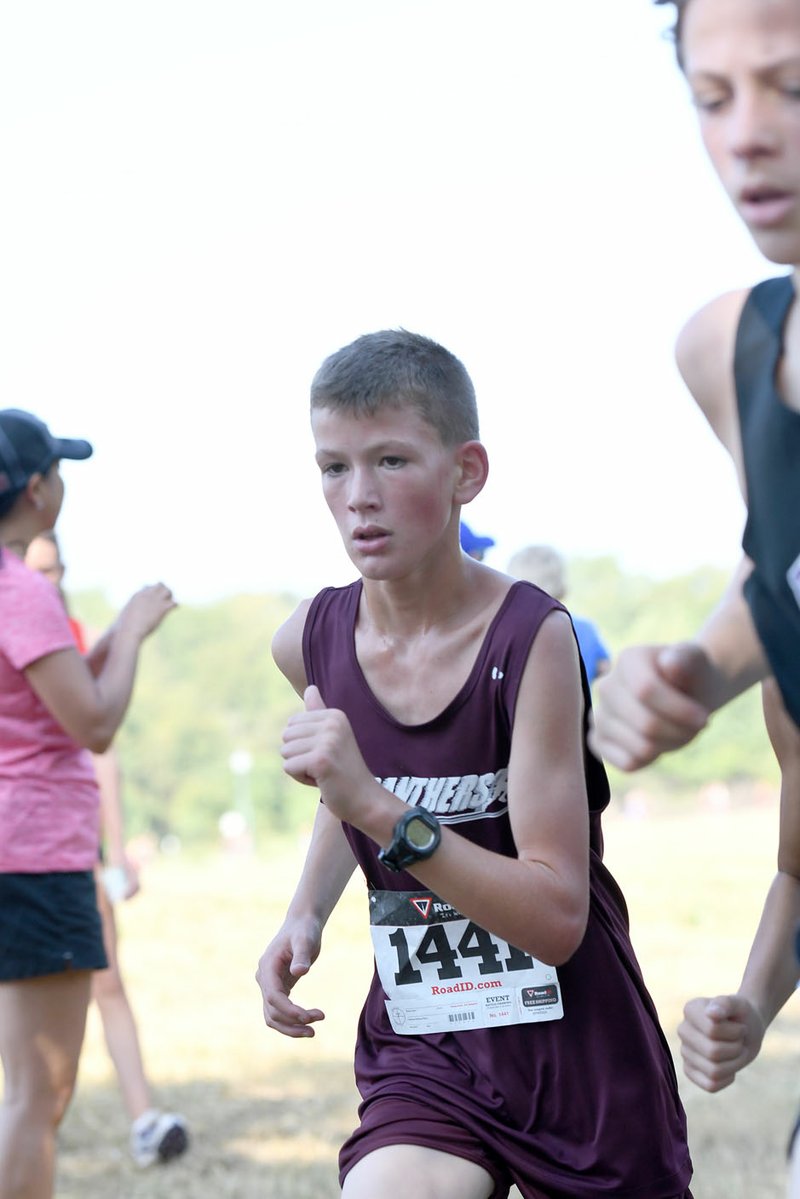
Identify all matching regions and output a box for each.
[272,599,313,696]
[674,288,749,462]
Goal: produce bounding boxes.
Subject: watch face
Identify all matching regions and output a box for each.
[378,809,441,872]
[406,816,436,851]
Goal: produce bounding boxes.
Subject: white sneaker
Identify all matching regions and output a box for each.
[130,1109,189,1167]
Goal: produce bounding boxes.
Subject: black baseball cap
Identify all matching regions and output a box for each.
[0,409,93,498]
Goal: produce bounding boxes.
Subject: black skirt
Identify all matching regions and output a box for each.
[0,870,107,981]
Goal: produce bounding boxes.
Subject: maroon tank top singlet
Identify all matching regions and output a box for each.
[303,580,692,1198]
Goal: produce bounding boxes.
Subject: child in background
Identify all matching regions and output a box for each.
[507,544,610,684]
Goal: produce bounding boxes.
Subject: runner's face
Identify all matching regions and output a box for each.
[311,405,463,581]
[682,0,800,264]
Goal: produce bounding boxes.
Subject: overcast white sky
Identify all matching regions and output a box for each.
[0,0,774,605]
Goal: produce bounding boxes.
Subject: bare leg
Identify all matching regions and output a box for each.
[342,1145,496,1199]
[91,876,150,1121]
[0,971,91,1199]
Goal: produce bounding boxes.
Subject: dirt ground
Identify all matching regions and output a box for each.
[54,799,800,1198]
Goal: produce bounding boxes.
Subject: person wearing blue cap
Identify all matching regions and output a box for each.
[459,520,495,562]
[0,409,176,1199]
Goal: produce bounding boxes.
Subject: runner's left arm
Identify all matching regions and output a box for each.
[679,680,800,1090]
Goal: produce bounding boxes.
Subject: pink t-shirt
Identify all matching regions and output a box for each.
[0,547,100,872]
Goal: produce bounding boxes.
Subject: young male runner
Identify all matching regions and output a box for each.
[256,329,692,1198]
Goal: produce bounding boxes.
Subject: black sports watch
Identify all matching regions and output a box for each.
[378,808,442,873]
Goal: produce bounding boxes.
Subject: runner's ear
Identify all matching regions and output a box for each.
[453,440,488,505]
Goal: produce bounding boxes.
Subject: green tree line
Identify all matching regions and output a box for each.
[72,558,778,847]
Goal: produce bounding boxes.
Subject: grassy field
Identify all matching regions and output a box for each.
[55,796,800,1198]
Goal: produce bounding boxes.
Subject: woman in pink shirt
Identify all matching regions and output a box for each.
[0,408,175,1199]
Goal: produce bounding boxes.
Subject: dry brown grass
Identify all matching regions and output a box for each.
[55,797,800,1198]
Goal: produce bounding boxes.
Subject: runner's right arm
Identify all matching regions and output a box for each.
[257,802,356,1037]
[256,601,357,1038]
[590,292,770,771]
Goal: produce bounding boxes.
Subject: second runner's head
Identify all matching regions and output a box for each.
[658,0,800,267]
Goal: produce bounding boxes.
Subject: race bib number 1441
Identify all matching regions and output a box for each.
[369,889,563,1036]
